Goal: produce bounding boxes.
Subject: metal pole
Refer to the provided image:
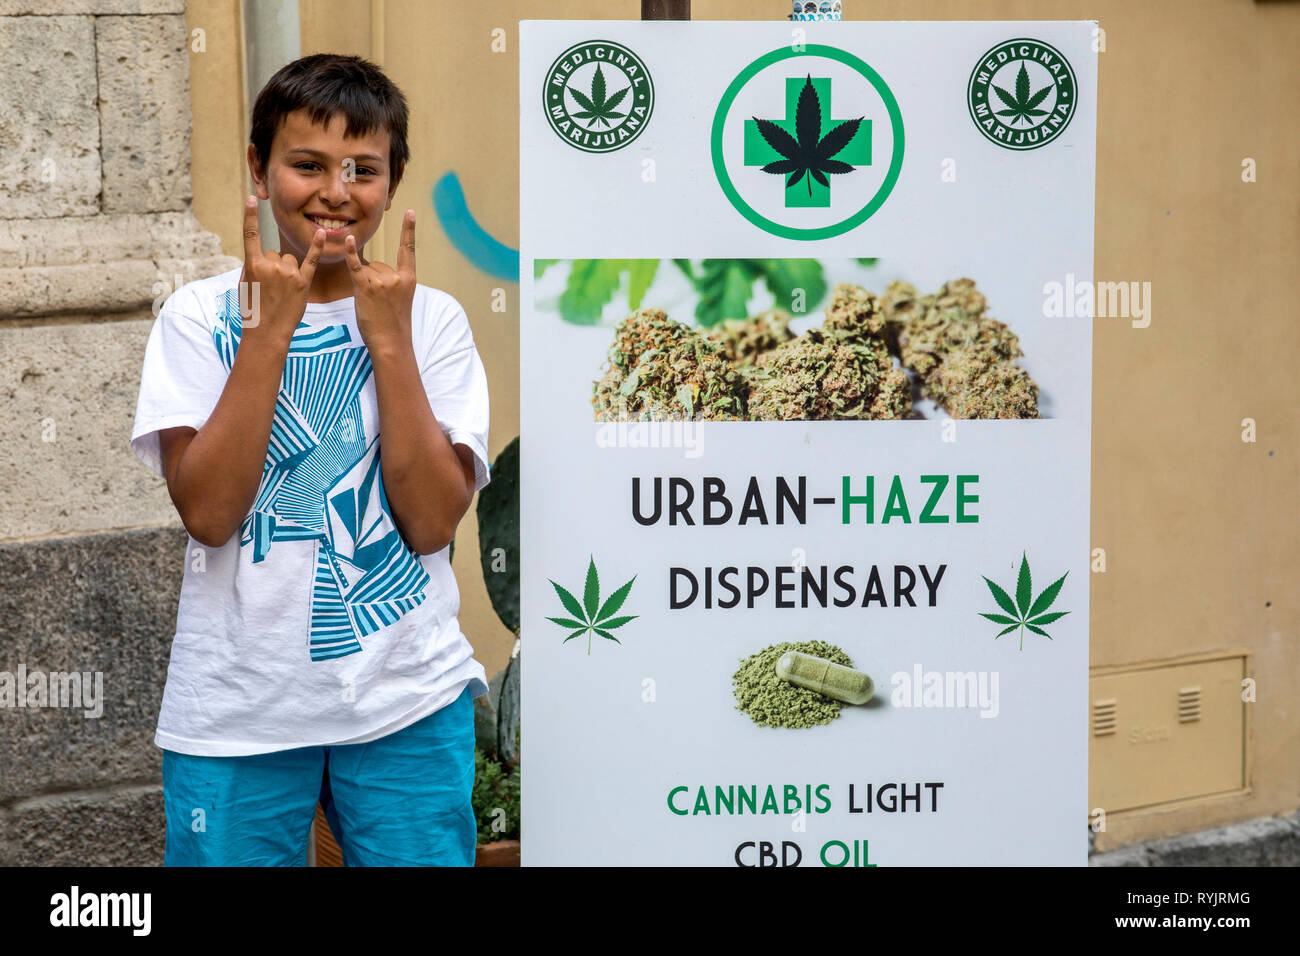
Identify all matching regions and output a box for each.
[642,0,690,20]
[241,0,301,248]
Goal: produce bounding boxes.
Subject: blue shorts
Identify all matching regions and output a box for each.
[161,686,476,866]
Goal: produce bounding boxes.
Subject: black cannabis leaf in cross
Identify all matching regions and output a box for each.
[753,74,863,197]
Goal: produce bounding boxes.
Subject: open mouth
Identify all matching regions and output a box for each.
[304,214,356,232]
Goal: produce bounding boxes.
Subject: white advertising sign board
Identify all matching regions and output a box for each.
[520,19,1096,866]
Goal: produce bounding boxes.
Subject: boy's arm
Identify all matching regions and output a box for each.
[344,213,480,555]
[158,327,295,547]
[367,338,476,555]
[162,198,327,547]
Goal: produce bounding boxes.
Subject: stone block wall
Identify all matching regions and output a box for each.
[0,0,238,865]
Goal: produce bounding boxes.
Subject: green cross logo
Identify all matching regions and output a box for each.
[712,44,905,240]
[744,75,870,208]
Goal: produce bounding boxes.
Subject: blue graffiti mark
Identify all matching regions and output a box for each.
[432,171,519,282]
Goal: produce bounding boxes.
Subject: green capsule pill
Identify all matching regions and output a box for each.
[775,650,874,705]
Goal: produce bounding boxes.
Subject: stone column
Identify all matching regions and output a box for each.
[0,0,238,866]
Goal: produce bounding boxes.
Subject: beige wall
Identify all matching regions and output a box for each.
[187,1,247,262]
[187,0,1299,851]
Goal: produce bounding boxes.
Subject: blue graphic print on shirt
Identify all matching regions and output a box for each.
[211,288,429,661]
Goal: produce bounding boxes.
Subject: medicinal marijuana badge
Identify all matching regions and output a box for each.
[544,40,654,153]
[967,38,1077,150]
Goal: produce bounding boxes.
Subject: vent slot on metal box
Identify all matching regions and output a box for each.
[1092,698,1117,736]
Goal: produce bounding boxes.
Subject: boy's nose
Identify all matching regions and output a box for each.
[319,175,350,205]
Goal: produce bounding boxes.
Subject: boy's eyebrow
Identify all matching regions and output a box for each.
[285,147,386,163]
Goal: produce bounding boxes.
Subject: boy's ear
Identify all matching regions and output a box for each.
[386,165,405,202]
[247,143,270,200]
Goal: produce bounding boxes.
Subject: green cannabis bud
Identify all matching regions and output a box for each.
[885,279,1040,419]
[706,308,796,365]
[746,327,912,421]
[821,282,890,345]
[926,348,1040,419]
[879,279,922,357]
[592,308,749,421]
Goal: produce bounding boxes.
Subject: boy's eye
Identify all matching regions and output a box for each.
[295,162,375,176]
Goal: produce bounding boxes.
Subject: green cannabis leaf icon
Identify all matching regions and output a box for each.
[992,62,1052,127]
[980,553,1069,651]
[753,74,863,197]
[566,64,629,130]
[548,555,637,655]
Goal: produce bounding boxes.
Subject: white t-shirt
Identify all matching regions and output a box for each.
[130,265,490,756]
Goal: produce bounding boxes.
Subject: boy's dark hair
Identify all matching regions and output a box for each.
[249,53,410,187]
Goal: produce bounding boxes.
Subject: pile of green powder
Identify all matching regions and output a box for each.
[732,640,854,729]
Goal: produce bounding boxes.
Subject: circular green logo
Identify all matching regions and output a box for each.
[543,40,654,153]
[711,44,904,240]
[967,38,1077,150]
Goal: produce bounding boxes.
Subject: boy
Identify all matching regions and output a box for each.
[129,54,490,866]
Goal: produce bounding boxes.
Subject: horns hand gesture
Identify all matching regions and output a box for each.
[239,194,325,338]
[345,208,417,353]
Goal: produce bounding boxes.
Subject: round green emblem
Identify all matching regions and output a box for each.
[711,44,905,240]
[967,38,1077,151]
[543,40,654,153]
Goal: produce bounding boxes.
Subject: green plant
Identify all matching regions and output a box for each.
[554,259,660,325]
[544,257,864,327]
[472,743,520,845]
[470,439,522,847]
[679,258,831,327]
[476,435,519,633]
[979,553,1069,650]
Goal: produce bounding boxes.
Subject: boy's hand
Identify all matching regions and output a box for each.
[344,209,416,354]
[239,195,325,340]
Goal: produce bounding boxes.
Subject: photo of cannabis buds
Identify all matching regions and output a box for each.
[591,308,749,421]
[882,278,1040,419]
[591,277,1040,421]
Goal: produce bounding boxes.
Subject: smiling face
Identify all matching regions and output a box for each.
[248,108,400,265]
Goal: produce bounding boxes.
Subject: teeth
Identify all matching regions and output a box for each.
[309,216,350,230]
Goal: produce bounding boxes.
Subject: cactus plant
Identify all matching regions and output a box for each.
[496,646,519,764]
[476,435,519,633]
[471,438,522,846]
